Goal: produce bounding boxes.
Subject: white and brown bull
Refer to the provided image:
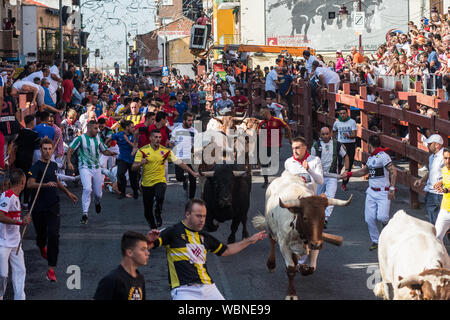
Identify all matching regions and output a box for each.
[252,171,352,300]
[373,210,450,300]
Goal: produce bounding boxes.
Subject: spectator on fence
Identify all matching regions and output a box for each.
[265,66,279,100]
[351,47,364,67]
[303,50,317,75]
[413,134,444,225]
[335,50,345,73]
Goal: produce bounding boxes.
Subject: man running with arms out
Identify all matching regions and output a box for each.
[67,120,117,225]
[146,199,267,300]
[28,138,78,282]
[340,135,397,251]
[133,129,199,229]
[431,147,450,243]
[93,231,149,300]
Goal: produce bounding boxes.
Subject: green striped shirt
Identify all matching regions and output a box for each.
[69,134,108,169]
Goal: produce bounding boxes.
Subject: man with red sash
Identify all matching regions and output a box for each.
[340,135,397,251]
[284,136,324,193]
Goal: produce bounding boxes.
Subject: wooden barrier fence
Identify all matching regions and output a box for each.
[237,78,450,209]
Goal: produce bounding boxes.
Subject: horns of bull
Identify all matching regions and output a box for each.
[233,111,247,121]
[327,194,353,207]
[232,171,247,176]
[279,198,301,209]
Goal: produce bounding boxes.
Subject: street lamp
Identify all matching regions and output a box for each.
[107,18,129,73]
[339,0,363,53]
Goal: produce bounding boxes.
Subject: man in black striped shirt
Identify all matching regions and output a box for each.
[147,199,266,300]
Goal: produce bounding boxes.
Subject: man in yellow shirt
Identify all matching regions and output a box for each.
[133,129,199,229]
[433,147,450,242]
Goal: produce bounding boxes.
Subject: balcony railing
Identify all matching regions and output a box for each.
[0,30,19,58]
[218,34,240,45]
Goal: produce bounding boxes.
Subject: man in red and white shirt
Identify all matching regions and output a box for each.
[258,106,292,188]
[162,97,179,130]
[0,169,30,300]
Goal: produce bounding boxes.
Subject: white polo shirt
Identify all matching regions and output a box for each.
[424,148,444,195]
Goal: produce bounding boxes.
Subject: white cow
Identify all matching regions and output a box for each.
[374,210,450,300]
[252,171,352,299]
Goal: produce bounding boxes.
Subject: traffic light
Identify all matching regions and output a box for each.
[62,6,72,25]
[190,25,207,50]
[80,32,89,47]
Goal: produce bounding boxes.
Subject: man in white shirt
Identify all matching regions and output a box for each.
[303,50,318,75]
[311,127,349,228]
[171,112,198,199]
[413,134,444,224]
[284,136,324,194]
[333,107,357,191]
[265,96,286,120]
[23,67,50,83]
[265,66,279,99]
[225,71,236,97]
[340,135,396,251]
[11,80,45,108]
[312,61,341,93]
[47,63,62,104]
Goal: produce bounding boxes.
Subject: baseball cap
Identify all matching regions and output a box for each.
[424,134,443,145]
[336,50,342,54]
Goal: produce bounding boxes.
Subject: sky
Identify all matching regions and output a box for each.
[80,0,157,69]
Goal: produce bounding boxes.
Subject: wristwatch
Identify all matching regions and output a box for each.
[443,187,449,194]
[389,186,396,192]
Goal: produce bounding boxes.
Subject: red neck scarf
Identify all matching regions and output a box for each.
[371,147,389,156]
[294,151,310,164]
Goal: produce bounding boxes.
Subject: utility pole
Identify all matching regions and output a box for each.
[79,0,83,76]
[59,0,64,76]
[358,0,362,53]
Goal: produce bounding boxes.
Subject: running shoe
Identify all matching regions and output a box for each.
[341,184,348,191]
[40,247,48,260]
[46,269,56,282]
[95,203,101,214]
[369,243,378,251]
[81,214,88,225]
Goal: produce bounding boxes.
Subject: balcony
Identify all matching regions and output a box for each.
[218,34,240,46]
[0,30,19,58]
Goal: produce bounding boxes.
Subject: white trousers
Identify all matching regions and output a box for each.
[80,168,104,215]
[317,177,338,219]
[0,246,26,300]
[99,145,119,170]
[171,283,225,300]
[364,188,391,244]
[436,209,450,242]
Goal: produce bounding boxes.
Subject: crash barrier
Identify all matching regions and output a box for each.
[235,78,449,209]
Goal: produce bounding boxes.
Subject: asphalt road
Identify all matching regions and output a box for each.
[5,141,449,300]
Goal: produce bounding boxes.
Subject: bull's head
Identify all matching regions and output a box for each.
[279,194,353,250]
[212,112,248,133]
[201,166,248,209]
[398,268,450,300]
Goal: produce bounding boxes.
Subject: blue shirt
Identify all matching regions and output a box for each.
[427,51,441,73]
[34,123,55,148]
[94,104,103,118]
[43,86,56,107]
[279,74,293,96]
[111,131,135,164]
[174,101,188,123]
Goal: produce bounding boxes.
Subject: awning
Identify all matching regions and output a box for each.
[22,0,49,7]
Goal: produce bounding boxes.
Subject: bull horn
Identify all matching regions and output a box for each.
[397,275,424,289]
[327,194,353,207]
[200,171,214,177]
[279,198,301,209]
[232,171,247,176]
[233,111,248,121]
